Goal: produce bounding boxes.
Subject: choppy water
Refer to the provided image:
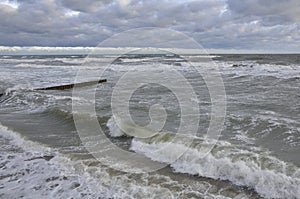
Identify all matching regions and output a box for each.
[0,54,299,199]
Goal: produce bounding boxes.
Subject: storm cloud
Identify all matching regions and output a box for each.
[0,0,299,52]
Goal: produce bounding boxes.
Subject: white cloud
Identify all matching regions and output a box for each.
[65,9,80,17]
[117,0,131,8]
[0,0,19,9]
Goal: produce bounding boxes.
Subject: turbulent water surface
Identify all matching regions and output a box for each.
[0,54,299,199]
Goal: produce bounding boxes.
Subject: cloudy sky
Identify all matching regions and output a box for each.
[0,0,299,52]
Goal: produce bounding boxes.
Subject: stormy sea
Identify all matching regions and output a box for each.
[0,53,299,199]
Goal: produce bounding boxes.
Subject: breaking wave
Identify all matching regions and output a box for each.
[106,117,300,199]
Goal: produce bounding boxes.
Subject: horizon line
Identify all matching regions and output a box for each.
[0,46,299,55]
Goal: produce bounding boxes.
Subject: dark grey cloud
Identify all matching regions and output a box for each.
[0,0,299,52]
[227,0,300,23]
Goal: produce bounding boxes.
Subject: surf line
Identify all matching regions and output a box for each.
[0,79,107,97]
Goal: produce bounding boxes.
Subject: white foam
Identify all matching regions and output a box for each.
[15,63,76,69]
[0,123,177,198]
[52,155,177,199]
[106,117,125,137]
[0,123,106,198]
[54,57,84,64]
[131,137,300,199]
[108,62,190,72]
[215,61,300,79]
